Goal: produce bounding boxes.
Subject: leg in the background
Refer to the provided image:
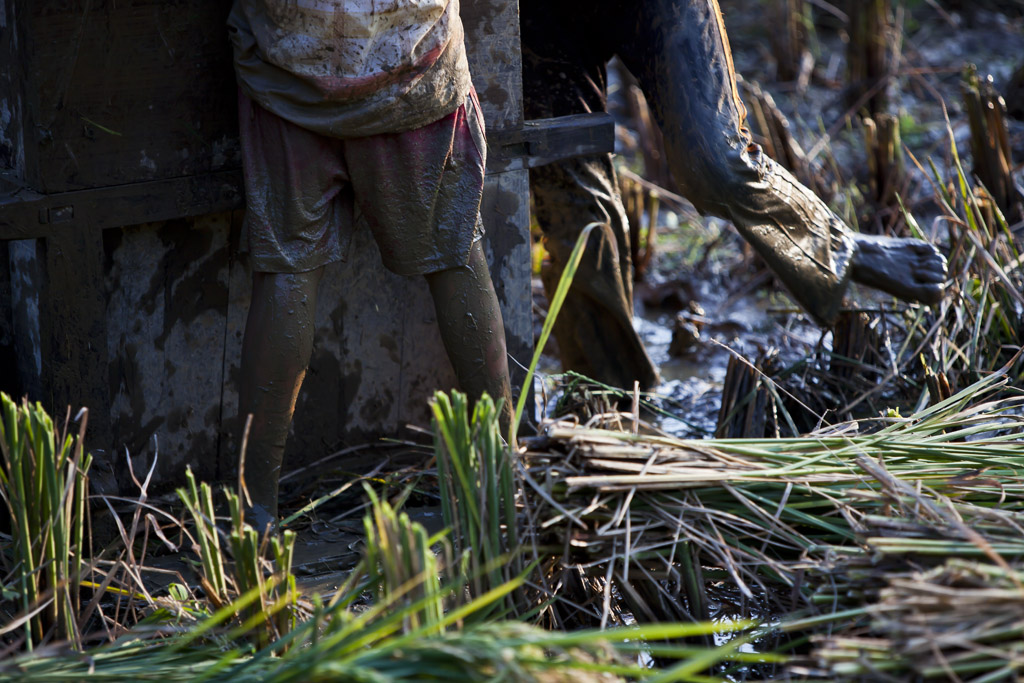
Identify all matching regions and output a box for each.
[521,0,660,390]
[531,158,660,390]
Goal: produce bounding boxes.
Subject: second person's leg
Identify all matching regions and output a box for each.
[531,157,659,390]
[521,0,659,390]
[618,0,944,324]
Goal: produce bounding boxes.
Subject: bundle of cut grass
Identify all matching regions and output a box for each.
[520,367,1024,624]
[810,559,1024,680]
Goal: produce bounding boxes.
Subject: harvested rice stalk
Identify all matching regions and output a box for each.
[830,311,883,386]
[715,350,781,439]
[522,367,1024,619]
[813,560,1024,680]
[621,174,659,283]
[770,0,812,84]
[863,113,907,230]
[962,64,1023,224]
[845,0,896,119]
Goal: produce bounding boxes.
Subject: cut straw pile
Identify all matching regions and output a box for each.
[810,560,1024,680]
[520,366,1024,678]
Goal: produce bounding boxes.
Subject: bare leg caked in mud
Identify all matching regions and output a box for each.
[238,267,323,531]
[238,245,514,530]
[425,241,515,442]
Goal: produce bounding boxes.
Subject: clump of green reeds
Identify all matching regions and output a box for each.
[909,126,1023,395]
[431,390,524,619]
[361,485,447,635]
[0,601,755,682]
[0,393,91,651]
[177,468,298,644]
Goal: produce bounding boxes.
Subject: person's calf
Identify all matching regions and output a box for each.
[237,267,323,523]
[425,242,515,443]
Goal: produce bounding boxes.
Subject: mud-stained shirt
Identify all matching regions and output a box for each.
[228,0,472,138]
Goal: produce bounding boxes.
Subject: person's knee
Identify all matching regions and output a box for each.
[424,251,478,299]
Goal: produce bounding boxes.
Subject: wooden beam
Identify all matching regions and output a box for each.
[39,228,111,454]
[487,113,616,172]
[1,113,611,240]
[0,170,243,240]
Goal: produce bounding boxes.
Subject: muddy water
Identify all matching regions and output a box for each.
[646,279,825,437]
[535,248,827,439]
[636,299,770,438]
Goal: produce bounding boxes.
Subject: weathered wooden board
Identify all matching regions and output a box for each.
[0,171,243,240]
[14,0,239,193]
[488,113,616,172]
[462,0,533,419]
[103,214,231,493]
[0,0,27,395]
[0,0,25,179]
[41,228,110,470]
[4,240,43,401]
[463,0,525,130]
[0,241,15,395]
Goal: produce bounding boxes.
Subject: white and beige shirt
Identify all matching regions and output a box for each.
[229,0,472,138]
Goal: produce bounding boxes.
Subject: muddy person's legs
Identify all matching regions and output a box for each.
[531,158,660,390]
[618,0,944,324]
[424,240,515,438]
[238,267,323,529]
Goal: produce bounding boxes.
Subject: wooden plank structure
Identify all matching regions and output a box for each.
[0,1,612,495]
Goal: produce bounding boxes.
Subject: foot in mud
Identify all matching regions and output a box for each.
[850,234,947,305]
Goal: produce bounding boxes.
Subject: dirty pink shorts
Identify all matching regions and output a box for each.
[238,89,486,276]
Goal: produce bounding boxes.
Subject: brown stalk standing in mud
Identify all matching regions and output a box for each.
[227,0,513,531]
[522,0,947,391]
